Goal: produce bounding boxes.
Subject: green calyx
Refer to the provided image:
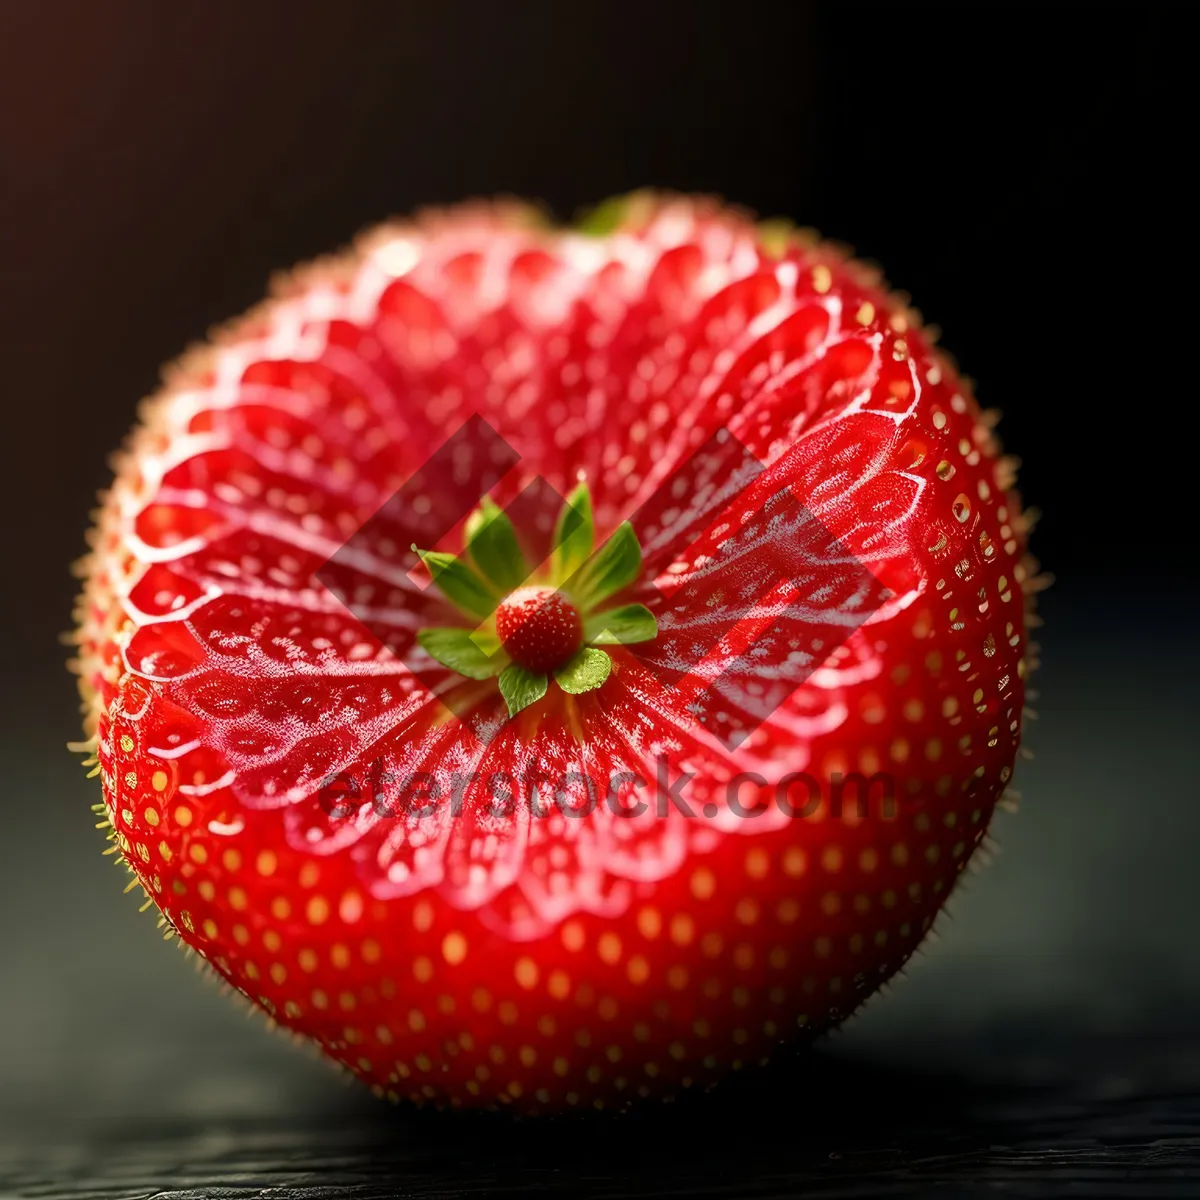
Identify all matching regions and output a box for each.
[413,480,658,718]
[576,192,643,237]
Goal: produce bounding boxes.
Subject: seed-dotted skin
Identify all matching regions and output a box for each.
[496,587,583,673]
[72,194,1037,1113]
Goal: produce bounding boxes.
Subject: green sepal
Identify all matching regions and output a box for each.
[570,521,641,609]
[417,628,507,679]
[413,547,497,620]
[467,627,505,657]
[551,481,595,583]
[465,497,529,592]
[584,603,658,646]
[576,194,636,237]
[756,217,799,257]
[499,665,549,717]
[554,647,612,694]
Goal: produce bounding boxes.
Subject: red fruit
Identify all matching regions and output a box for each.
[495,588,583,673]
[71,193,1036,1113]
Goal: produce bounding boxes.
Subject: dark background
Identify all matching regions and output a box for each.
[1,3,1196,1196]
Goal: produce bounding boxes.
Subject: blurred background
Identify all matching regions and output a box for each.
[1,2,1196,1194]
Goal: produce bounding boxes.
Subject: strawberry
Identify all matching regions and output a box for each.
[71,193,1036,1112]
[494,587,585,675]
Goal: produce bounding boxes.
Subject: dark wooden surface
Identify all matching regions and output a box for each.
[3,1029,1200,1198]
[4,596,1199,1198]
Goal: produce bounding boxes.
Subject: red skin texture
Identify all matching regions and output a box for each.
[496,587,583,673]
[72,195,1034,1113]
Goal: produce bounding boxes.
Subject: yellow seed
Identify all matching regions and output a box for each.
[636,907,662,939]
[669,913,695,945]
[598,933,622,965]
[745,848,770,880]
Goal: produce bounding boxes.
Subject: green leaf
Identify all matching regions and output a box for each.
[466,497,529,592]
[417,628,507,679]
[576,194,636,237]
[756,217,798,258]
[499,665,548,717]
[467,627,504,657]
[462,505,487,544]
[584,603,658,646]
[570,521,641,609]
[551,481,594,583]
[413,547,497,620]
[554,648,612,694]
